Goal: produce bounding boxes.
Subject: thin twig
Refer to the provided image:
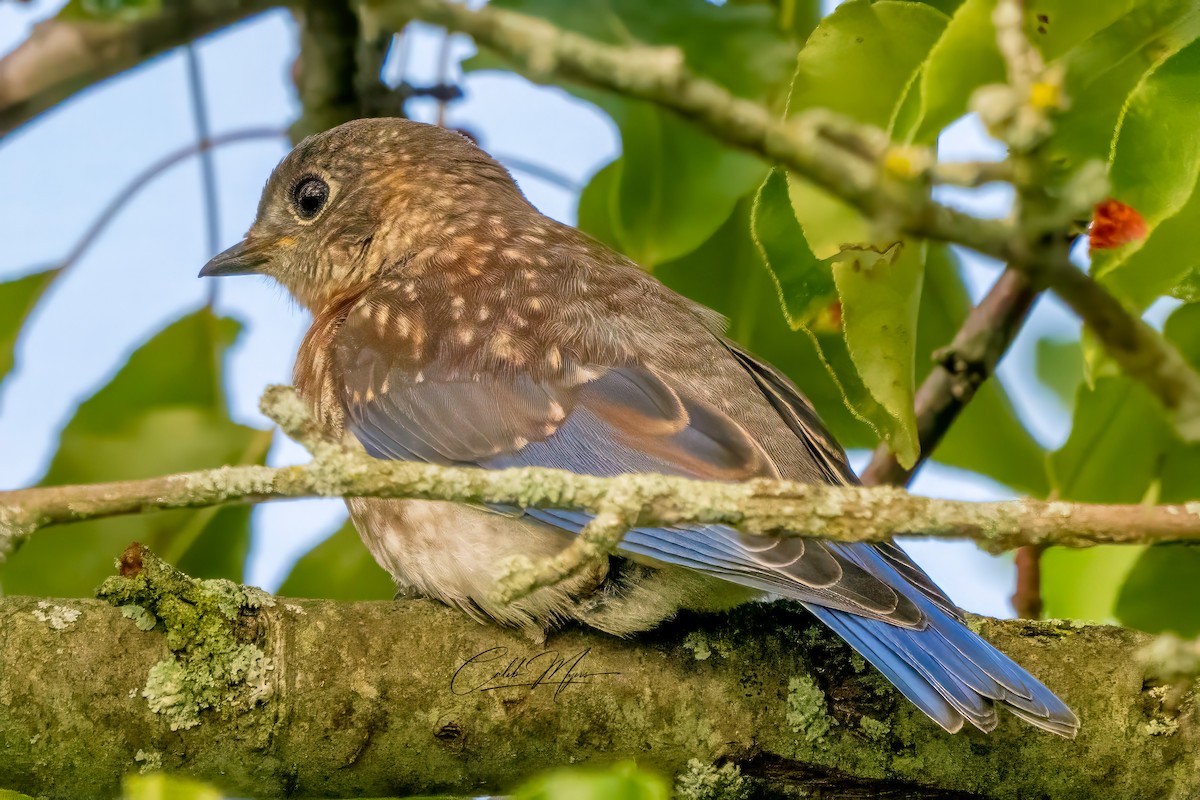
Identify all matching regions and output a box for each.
[184,44,221,305]
[1012,544,1045,619]
[495,153,581,192]
[41,128,287,278]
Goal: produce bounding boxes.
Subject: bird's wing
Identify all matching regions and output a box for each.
[724,340,963,622]
[330,288,927,627]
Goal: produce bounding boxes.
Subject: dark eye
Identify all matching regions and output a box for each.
[291,176,329,220]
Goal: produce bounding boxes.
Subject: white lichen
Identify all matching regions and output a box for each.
[32,600,81,631]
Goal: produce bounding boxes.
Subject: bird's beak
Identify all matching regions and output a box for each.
[198,238,273,278]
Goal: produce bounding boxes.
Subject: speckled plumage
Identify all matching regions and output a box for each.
[202,118,1078,737]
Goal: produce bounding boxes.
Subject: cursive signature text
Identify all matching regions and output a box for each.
[450,647,618,698]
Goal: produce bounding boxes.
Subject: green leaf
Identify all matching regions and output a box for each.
[0,268,58,392]
[59,0,162,22]
[1110,304,1200,634]
[751,168,837,327]
[1041,376,1172,621]
[1025,0,1141,61]
[1094,38,1200,303]
[466,0,791,266]
[653,199,876,448]
[1113,436,1200,635]
[917,252,1048,496]
[466,0,796,103]
[832,242,924,468]
[906,0,1003,144]
[122,774,222,800]
[787,0,949,255]
[278,520,395,601]
[1034,335,1085,415]
[607,102,767,267]
[514,763,670,800]
[2,310,272,597]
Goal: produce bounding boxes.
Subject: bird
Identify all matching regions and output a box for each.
[200,117,1079,737]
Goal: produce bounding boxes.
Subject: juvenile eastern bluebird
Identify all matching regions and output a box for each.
[201,118,1078,736]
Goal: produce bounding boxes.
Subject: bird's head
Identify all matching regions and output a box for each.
[199,117,530,310]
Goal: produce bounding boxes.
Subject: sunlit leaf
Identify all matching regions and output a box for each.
[2,310,271,596]
[751,168,836,328]
[514,762,670,800]
[1044,0,1200,183]
[906,0,1002,144]
[1093,38,1200,304]
[651,200,876,448]
[832,242,924,468]
[0,268,58,394]
[787,0,949,255]
[122,773,222,800]
[278,519,395,601]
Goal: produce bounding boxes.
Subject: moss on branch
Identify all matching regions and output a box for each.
[0,546,1195,799]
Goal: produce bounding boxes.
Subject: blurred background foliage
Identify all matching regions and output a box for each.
[3,0,1200,640]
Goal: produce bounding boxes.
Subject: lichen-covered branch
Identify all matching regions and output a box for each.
[359,0,1200,440]
[0,0,278,138]
[4,387,1200,570]
[0,544,1194,800]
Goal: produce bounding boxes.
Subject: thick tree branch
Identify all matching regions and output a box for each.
[0,0,278,138]
[0,544,1193,800]
[3,387,1200,573]
[358,0,1200,441]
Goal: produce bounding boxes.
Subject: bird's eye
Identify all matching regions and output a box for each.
[291,176,329,220]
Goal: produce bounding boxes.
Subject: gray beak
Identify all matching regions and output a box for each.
[198,239,272,278]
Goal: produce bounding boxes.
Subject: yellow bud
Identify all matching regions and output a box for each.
[1029,81,1062,110]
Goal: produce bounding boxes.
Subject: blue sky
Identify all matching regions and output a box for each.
[0,1,1086,616]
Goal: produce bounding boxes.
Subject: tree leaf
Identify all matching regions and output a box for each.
[832,242,924,468]
[1041,376,1173,621]
[1034,335,1085,415]
[751,168,837,328]
[2,310,271,596]
[465,0,796,103]
[0,268,58,394]
[514,763,669,800]
[651,199,876,449]
[278,519,395,601]
[906,0,1002,144]
[464,0,791,266]
[1042,0,1200,184]
[787,0,949,255]
[1093,38,1200,304]
[607,102,767,267]
[1111,304,1200,634]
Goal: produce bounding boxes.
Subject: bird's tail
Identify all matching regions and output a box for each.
[804,600,1079,737]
